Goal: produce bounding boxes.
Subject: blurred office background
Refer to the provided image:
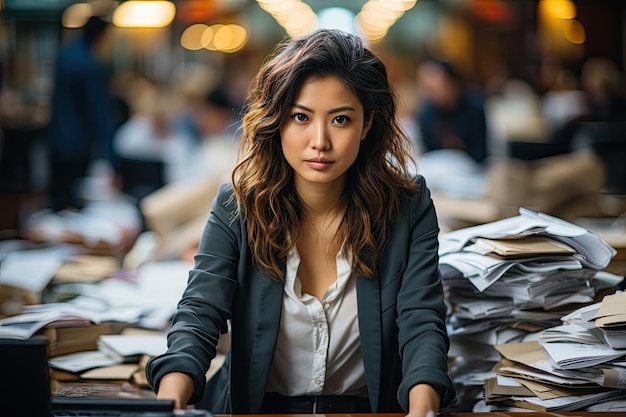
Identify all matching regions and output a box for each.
[0,0,625,239]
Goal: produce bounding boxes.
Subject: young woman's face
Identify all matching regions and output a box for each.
[279,75,372,191]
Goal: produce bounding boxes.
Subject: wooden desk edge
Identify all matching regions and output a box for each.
[214,413,624,417]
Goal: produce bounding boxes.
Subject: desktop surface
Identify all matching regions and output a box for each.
[214,413,624,417]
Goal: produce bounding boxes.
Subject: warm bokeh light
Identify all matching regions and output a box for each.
[379,0,417,12]
[564,19,585,44]
[436,15,471,61]
[212,24,233,51]
[213,24,248,53]
[62,3,93,29]
[180,23,209,51]
[256,0,317,38]
[180,23,248,53]
[285,9,317,36]
[257,0,416,42]
[223,25,248,53]
[538,0,584,57]
[202,24,218,50]
[112,0,176,28]
[364,1,403,23]
[356,0,417,44]
[257,0,294,15]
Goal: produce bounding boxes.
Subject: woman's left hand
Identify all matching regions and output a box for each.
[407,384,440,417]
[405,410,436,417]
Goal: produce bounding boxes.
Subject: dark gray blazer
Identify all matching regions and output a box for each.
[146,175,456,413]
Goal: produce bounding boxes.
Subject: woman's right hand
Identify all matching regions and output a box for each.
[156,372,195,410]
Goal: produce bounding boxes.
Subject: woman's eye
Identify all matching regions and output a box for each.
[333,115,349,125]
[292,113,308,122]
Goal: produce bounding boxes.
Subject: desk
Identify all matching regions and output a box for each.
[216,413,618,417]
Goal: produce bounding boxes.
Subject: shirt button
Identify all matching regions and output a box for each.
[315,380,322,385]
[318,349,325,356]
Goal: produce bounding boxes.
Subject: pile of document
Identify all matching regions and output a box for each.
[438,208,625,411]
[484,291,626,412]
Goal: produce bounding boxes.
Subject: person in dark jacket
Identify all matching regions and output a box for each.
[416,58,488,164]
[146,29,455,416]
[47,15,116,211]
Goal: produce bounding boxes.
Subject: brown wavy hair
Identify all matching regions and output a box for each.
[232,29,417,281]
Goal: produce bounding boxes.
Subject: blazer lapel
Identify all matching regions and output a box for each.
[248,272,284,412]
[356,273,381,412]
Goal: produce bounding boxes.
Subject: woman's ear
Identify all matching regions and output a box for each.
[361,114,373,140]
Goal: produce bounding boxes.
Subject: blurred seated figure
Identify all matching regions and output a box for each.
[539,60,587,132]
[414,59,489,198]
[136,86,240,261]
[114,79,193,201]
[507,57,626,193]
[550,57,626,194]
[185,85,240,183]
[435,59,626,227]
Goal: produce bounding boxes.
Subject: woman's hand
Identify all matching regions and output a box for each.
[406,384,440,417]
[156,372,195,410]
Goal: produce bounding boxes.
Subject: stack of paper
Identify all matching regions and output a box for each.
[440,208,616,270]
[47,331,167,383]
[476,293,626,411]
[483,335,626,412]
[591,291,626,349]
[439,208,624,412]
[97,334,167,362]
[0,300,142,340]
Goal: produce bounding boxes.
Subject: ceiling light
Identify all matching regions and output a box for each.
[113,1,176,28]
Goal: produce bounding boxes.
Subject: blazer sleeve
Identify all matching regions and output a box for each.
[396,176,456,409]
[145,183,240,404]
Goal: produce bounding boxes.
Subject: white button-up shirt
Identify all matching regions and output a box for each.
[266,246,367,397]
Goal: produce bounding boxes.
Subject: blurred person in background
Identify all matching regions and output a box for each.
[114,78,193,201]
[552,57,626,197]
[551,57,626,147]
[414,59,488,198]
[47,15,117,212]
[186,85,240,183]
[484,57,626,220]
[130,85,240,263]
[540,59,587,133]
[540,57,626,196]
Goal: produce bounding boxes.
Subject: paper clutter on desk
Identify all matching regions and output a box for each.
[591,291,626,349]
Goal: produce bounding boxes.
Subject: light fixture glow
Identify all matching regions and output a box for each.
[62,3,93,28]
[181,23,209,50]
[203,25,218,50]
[356,0,418,44]
[220,25,248,53]
[113,0,176,28]
[540,0,576,20]
[380,0,417,12]
[257,0,294,15]
[364,1,403,22]
[287,5,316,35]
[564,19,585,44]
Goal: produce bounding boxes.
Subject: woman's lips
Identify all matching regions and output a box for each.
[305,157,333,170]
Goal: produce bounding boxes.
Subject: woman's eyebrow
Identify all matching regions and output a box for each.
[292,103,357,114]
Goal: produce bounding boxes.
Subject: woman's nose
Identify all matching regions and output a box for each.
[311,122,330,150]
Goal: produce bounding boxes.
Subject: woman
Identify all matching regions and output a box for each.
[146,29,455,416]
